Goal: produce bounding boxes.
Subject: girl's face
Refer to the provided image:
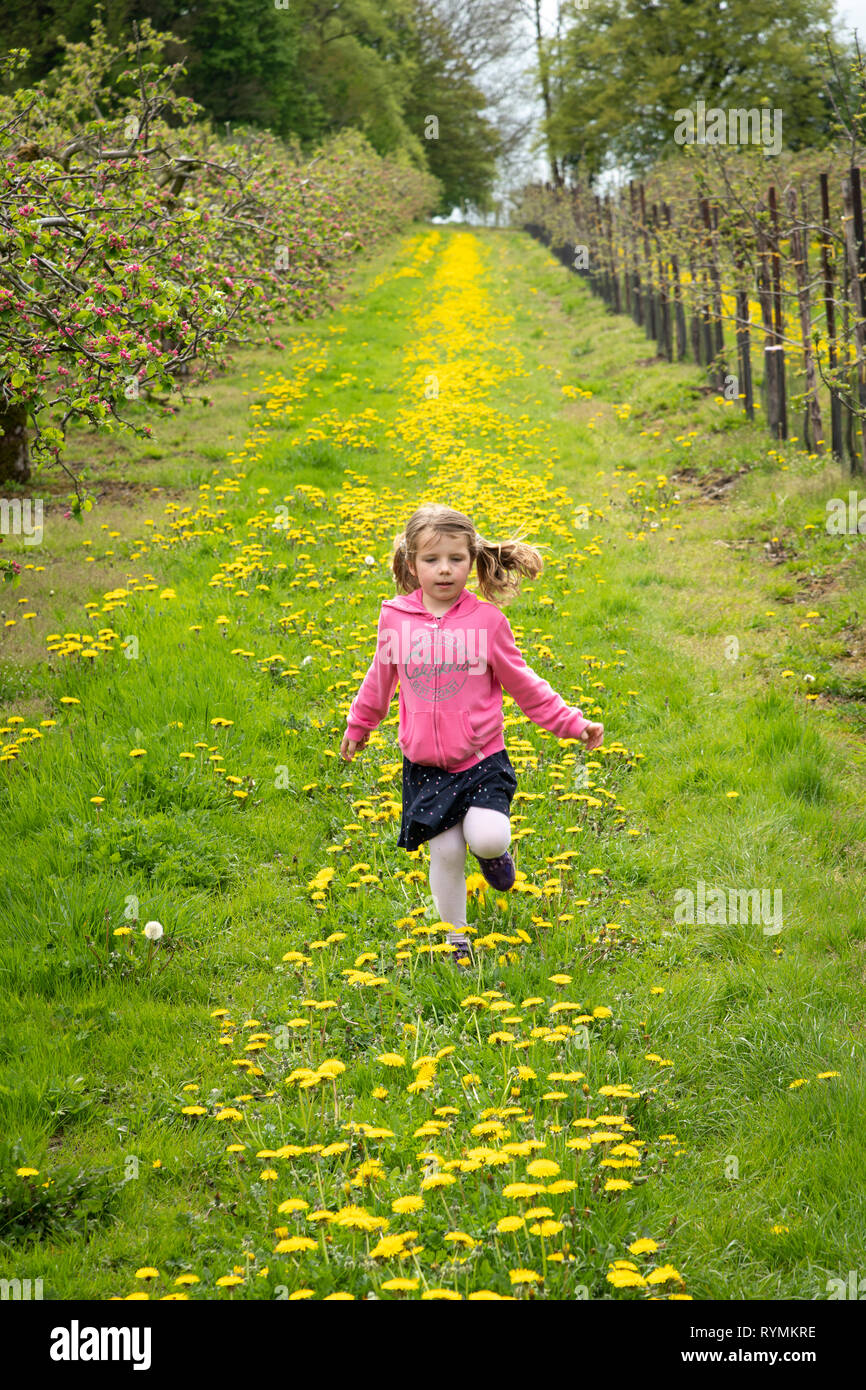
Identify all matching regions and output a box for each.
[409,529,473,603]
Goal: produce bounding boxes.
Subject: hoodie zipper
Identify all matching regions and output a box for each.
[393,591,470,769]
[430,612,443,766]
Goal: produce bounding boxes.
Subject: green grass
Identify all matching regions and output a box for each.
[0,221,864,1302]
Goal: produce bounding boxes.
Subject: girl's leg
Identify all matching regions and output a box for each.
[427,822,469,927]
[462,805,512,860]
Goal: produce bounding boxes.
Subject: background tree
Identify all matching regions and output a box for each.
[402,3,503,214]
[545,0,845,184]
[0,20,437,488]
[0,0,511,211]
[532,0,563,187]
[425,0,531,200]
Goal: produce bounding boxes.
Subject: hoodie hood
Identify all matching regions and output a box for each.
[382,586,484,619]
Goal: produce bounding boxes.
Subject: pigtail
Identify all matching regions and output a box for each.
[391,532,418,594]
[474,526,546,605]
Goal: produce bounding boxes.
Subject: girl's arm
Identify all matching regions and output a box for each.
[489,612,591,740]
[345,608,399,744]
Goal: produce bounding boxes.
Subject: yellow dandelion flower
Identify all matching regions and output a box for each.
[502,1182,545,1199]
[529,1220,564,1238]
[497,1216,525,1233]
[646,1264,685,1285]
[392,1195,424,1213]
[526,1159,560,1178]
[607,1268,647,1288]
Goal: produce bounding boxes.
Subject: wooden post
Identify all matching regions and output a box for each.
[570,184,582,279]
[697,201,714,372]
[606,194,621,313]
[711,206,725,362]
[639,184,656,339]
[786,183,824,453]
[846,167,866,471]
[767,186,788,439]
[842,247,856,462]
[592,194,605,303]
[600,191,614,303]
[732,225,754,420]
[600,193,614,304]
[757,200,785,439]
[595,192,607,300]
[665,202,687,360]
[701,272,715,375]
[629,182,643,327]
[652,202,672,360]
[688,248,702,364]
[841,169,866,472]
[699,197,721,385]
[621,191,632,315]
[819,172,844,462]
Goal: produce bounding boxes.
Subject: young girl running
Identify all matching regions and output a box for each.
[339,503,605,963]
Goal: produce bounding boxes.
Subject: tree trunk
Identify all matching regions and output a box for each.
[533,0,563,188]
[0,402,30,484]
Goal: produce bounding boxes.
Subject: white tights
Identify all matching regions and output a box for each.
[427,806,512,928]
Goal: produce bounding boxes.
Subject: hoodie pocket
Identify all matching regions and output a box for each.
[444,710,485,766]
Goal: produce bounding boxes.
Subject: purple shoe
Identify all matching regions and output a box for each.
[474,851,516,891]
[446,931,473,965]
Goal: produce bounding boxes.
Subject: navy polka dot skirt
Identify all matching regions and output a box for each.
[396,749,519,853]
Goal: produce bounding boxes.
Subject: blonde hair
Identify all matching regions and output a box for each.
[391,504,544,605]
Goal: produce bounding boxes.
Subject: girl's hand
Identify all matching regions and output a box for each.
[578,721,604,752]
[340,729,370,761]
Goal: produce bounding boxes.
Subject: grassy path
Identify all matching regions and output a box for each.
[1,224,864,1301]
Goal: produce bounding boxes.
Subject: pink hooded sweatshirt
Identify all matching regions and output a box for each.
[345,586,590,772]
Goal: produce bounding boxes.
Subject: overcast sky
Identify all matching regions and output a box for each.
[835,0,866,34]
[530,0,866,186]
[443,0,866,221]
